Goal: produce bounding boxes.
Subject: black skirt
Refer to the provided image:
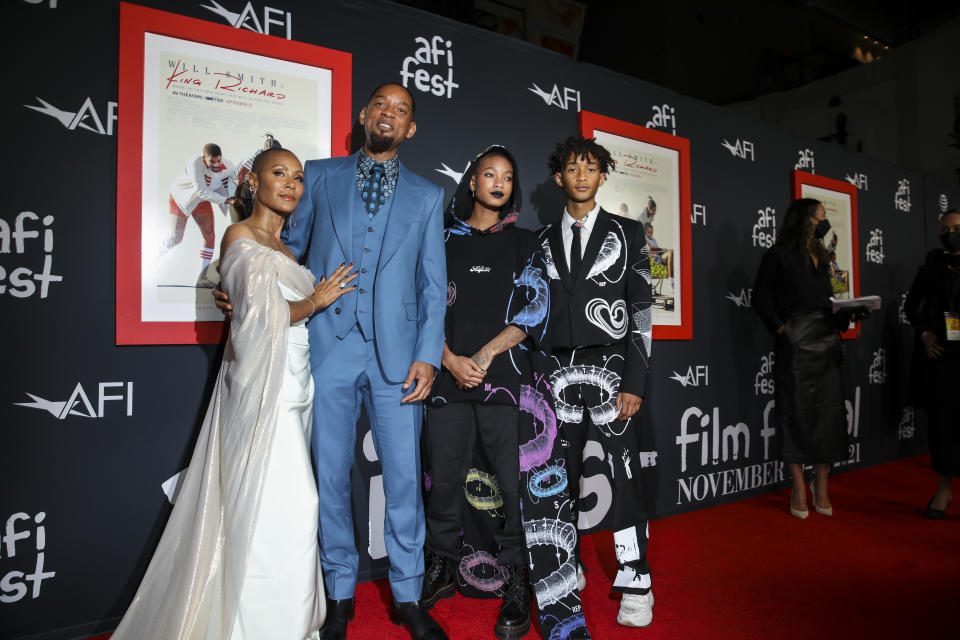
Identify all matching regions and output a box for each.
[774,311,848,464]
[927,348,960,477]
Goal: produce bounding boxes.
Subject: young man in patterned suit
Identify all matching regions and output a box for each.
[538,135,655,628]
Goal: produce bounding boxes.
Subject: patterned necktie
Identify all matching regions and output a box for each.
[361,163,386,218]
[570,221,582,278]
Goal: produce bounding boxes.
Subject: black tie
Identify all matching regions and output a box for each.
[361,163,386,218]
[570,221,582,278]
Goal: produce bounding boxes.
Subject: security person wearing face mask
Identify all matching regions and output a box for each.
[905,208,960,519]
[752,198,868,520]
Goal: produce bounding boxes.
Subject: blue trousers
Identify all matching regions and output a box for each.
[311,324,425,602]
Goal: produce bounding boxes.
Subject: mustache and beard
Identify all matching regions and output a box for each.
[367,130,393,154]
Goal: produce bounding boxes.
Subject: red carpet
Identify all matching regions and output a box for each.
[90,455,958,639]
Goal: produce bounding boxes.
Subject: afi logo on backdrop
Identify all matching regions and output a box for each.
[435,161,469,184]
[200,1,293,38]
[754,352,774,395]
[1,212,62,299]
[646,104,676,135]
[726,288,752,308]
[868,348,886,384]
[845,172,869,191]
[752,207,775,248]
[669,365,709,388]
[794,148,815,173]
[692,203,707,226]
[897,293,909,325]
[894,179,912,213]
[22,0,57,7]
[721,138,754,161]
[939,194,950,214]
[897,406,916,440]
[24,97,116,136]
[528,82,580,111]
[1,511,55,603]
[14,381,134,420]
[866,229,885,264]
[400,36,459,99]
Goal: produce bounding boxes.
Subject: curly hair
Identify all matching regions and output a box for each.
[547,135,615,175]
[777,197,828,266]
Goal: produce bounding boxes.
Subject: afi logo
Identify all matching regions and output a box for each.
[845,172,869,191]
[894,179,911,213]
[752,207,775,248]
[794,148,815,173]
[14,381,134,419]
[866,229,884,264]
[24,97,116,135]
[692,203,707,226]
[939,194,949,214]
[1,511,55,603]
[670,366,709,388]
[646,104,676,135]
[22,0,58,7]
[528,83,580,111]
[435,161,469,184]
[897,406,915,440]
[754,352,774,396]
[868,349,886,385]
[200,1,293,38]
[721,139,754,161]
[400,36,458,99]
[897,293,909,325]
[726,288,752,308]
[1,212,62,299]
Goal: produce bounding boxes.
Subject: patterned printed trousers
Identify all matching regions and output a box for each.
[550,344,652,596]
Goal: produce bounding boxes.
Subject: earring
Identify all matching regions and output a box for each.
[471,188,476,199]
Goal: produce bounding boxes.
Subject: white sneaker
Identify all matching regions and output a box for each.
[617,591,653,627]
[576,563,586,591]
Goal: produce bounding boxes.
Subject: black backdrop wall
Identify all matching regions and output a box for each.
[4,1,959,638]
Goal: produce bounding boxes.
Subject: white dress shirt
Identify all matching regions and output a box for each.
[561,203,601,270]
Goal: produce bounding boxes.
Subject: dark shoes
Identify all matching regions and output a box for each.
[421,551,456,609]
[390,599,449,640]
[495,564,531,640]
[318,598,354,640]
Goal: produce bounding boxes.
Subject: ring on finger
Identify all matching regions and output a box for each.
[339,281,346,289]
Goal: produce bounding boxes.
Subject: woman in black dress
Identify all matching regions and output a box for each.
[904,208,960,518]
[752,198,863,519]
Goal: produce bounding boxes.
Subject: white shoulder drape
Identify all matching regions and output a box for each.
[113,239,315,640]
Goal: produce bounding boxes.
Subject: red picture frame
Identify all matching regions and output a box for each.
[116,2,352,345]
[791,170,861,339]
[579,110,693,340]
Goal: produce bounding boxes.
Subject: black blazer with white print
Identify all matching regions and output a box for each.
[538,208,652,398]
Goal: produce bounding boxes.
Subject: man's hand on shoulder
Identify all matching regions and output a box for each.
[401,360,435,403]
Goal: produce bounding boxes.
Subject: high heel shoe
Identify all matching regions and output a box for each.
[789,490,809,519]
[925,496,950,519]
[810,481,833,516]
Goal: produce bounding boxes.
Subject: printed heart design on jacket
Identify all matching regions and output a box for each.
[585,298,627,339]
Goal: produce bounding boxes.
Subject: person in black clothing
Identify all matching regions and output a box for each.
[421,145,561,640]
[752,198,866,519]
[538,136,654,629]
[904,208,960,518]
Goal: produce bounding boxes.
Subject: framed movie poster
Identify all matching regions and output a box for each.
[791,170,861,339]
[116,2,351,345]
[579,110,692,340]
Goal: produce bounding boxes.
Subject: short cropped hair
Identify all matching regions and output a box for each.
[367,83,416,116]
[203,143,222,158]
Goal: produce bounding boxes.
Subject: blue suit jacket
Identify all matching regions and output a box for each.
[284,153,446,383]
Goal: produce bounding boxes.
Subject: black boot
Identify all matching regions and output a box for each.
[318,598,354,640]
[421,550,456,609]
[389,599,450,640]
[495,564,531,640]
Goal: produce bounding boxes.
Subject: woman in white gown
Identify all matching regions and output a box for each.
[113,149,357,640]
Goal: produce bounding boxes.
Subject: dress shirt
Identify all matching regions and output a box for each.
[561,203,601,270]
[355,150,400,201]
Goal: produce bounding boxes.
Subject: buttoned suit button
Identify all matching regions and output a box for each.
[334,308,341,314]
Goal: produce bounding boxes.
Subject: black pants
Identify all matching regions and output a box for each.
[424,403,522,565]
[551,344,652,595]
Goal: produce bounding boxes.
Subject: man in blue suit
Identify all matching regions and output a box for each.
[285,83,447,640]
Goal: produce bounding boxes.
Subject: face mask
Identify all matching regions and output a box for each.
[940,231,960,253]
[814,218,831,239]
